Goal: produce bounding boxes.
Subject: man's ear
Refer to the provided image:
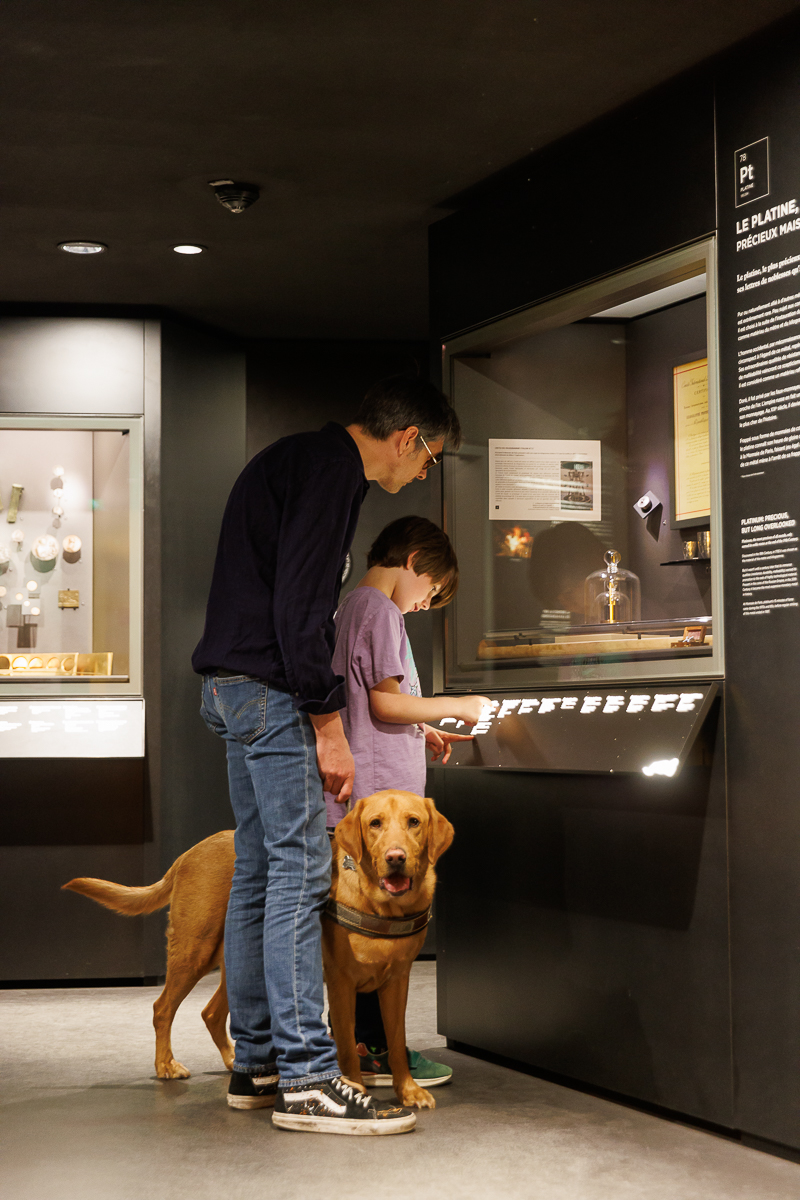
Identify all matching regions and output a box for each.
[335,800,365,864]
[398,425,419,456]
[425,797,454,864]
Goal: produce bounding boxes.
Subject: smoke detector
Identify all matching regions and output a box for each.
[208,179,260,214]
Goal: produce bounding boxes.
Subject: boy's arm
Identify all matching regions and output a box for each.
[369,676,491,727]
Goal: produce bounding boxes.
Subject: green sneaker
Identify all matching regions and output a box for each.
[357,1043,453,1088]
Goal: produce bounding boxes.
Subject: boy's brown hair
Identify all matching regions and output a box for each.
[366,515,458,607]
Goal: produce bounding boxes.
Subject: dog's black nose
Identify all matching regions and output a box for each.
[385,848,406,869]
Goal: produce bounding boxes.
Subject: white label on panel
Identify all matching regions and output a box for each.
[0,699,144,757]
[489,438,602,521]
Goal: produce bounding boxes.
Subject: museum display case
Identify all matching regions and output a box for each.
[0,415,142,695]
[440,240,722,690]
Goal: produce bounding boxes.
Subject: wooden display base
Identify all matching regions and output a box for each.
[0,651,114,677]
[477,635,712,661]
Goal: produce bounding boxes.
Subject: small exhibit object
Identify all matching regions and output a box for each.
[671,625,707,648]
[584,550,641,624]
[633,490,662,520]
[697,530,711,558]
[0,547,8,572]
[673,357,710,526]
[6,484,23,523]
[26,580,37,591]
[32,535,58,562]
[5,604,21,626]
[58,589,80,609]
[11,529,24,545]
[62,534,82,563]
[683,539,699,560]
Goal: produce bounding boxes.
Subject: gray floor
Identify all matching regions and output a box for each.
[2,962,799,1200]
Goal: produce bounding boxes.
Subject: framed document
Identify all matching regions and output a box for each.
[672,357,710,528]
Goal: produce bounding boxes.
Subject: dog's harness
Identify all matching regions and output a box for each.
[324,851,432,938]
[323,897,432,939]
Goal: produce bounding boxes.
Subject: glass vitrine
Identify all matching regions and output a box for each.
[0,416,143,694]
[441,240,723,690]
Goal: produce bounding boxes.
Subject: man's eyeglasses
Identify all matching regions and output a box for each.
[418,433,441,470]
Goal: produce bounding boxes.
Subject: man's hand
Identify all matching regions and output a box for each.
[422,723,475,765]
[309,711,355,803]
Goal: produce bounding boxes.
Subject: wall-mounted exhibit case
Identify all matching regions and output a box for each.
[0,418,142,691]
[0,316,246,985]
[441,241,721,693]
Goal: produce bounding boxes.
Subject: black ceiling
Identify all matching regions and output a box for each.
[1,0,798,340]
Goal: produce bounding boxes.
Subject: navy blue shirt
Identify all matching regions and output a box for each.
[192,423,369,714]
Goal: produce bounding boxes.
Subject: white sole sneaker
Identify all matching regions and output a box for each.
[227,1093,276,1110]
[361,1071,452,1088]
[272,1110,416,1135]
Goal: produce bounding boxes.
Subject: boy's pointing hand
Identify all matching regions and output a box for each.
[423,723,475,765]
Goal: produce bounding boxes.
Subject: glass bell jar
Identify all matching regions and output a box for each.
[584,550,641,625]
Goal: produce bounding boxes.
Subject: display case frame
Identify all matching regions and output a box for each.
[0,413,144,697]
[437,238,724,691]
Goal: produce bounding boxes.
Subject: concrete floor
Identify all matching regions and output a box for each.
[2,961,799,1200]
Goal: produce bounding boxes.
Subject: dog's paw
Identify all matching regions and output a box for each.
[398,1082,435,1110]
[156,1059,191,1080]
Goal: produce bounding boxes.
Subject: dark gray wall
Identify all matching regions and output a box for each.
[625,297,712,619]
[152,320,247,881]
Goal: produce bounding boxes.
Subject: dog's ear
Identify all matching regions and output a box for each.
[425,797,454,864]
[335,800,365,864]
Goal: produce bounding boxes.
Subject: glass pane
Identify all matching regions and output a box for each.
[0,428,132,681]
[445,257,716,688]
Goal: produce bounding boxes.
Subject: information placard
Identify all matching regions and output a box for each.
[673,357,710,525]
[488,438,602,522]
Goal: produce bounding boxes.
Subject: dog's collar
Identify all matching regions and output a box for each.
[323,897,431,939]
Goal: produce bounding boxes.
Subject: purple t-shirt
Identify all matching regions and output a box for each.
[325,586,425,827]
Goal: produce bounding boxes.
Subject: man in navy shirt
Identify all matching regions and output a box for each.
[194,377,460,1134]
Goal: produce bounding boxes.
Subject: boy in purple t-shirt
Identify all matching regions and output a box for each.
[326,515,490,1089]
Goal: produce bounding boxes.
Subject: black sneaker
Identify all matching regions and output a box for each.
[227,1067,280,1110]
[272,1075,416,1135]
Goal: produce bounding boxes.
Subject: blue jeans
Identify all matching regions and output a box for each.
[200,674,340,1086]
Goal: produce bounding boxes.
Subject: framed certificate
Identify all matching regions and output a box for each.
[672,356,710,528]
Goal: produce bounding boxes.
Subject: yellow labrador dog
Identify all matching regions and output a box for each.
[323,790,454,1110]
[63,790,453,1108]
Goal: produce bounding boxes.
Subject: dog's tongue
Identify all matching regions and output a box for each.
[381,873,411,895]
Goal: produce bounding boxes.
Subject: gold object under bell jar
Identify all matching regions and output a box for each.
[584,550,641,624]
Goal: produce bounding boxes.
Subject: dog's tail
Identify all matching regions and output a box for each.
[62,862,177,916]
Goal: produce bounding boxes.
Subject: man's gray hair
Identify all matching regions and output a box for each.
[355,376,461,449]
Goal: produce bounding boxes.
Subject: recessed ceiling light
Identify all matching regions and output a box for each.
[172,244,206,255]
[58,241,107,255]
